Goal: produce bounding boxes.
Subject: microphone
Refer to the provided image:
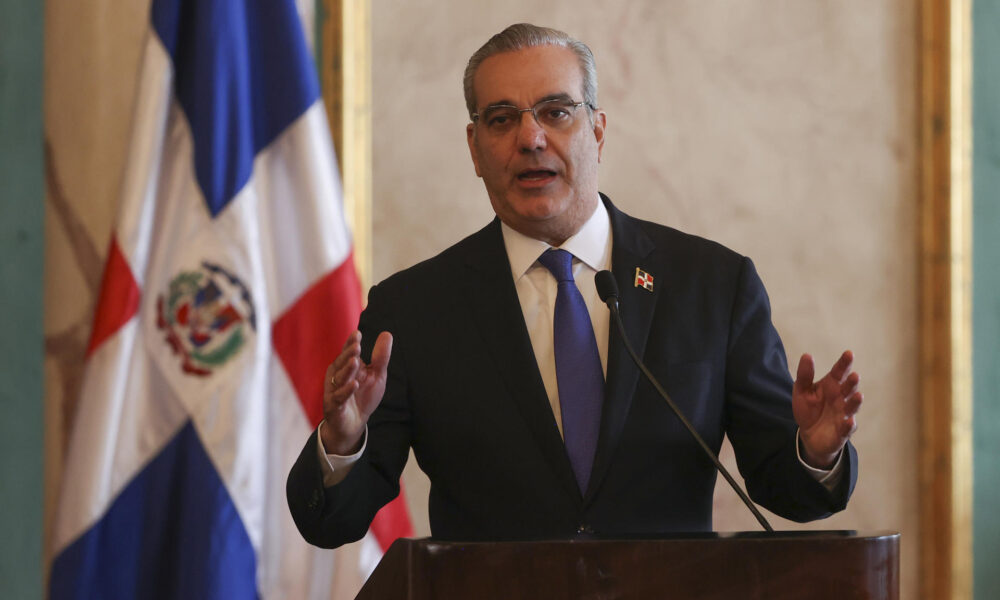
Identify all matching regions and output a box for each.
[594,270,774,532]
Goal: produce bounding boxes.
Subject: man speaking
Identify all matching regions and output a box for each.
[287,23,862,546]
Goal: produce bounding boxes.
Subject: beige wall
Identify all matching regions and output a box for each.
[372,1,918,597]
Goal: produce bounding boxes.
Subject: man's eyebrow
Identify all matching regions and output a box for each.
[482,93,576,109]
[483,99,517,109]
[535,93,575,104]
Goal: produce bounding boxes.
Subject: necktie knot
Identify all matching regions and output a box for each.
[538,249,575,283]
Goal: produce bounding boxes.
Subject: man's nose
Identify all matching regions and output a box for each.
[516,110,547,151]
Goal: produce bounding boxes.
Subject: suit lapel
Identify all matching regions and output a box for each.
[585,195,658,504]
[459,220,582,502]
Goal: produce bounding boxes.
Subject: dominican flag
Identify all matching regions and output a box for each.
[49,0,411,598]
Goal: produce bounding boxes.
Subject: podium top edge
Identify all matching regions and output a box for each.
[400,531,900,547]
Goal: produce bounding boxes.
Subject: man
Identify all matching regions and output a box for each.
[287,23,862,547]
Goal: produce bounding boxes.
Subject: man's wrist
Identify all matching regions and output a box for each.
[316,422,367,487]
[319,421,365,456]
[802,448,837,470]
[798,433,839,470]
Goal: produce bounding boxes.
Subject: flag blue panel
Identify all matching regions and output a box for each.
[49,421,259,600]
[151,0,320,217]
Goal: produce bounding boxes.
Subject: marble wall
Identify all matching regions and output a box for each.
[370,0,918,597]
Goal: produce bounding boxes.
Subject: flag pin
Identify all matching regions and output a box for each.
[634,267,654,292]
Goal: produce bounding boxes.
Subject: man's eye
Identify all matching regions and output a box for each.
[487,110,518,128]
[545,108,569,120]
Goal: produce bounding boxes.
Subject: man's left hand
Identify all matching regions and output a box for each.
[793,350,863,470]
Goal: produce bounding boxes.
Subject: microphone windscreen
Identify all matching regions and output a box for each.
[594,270,619,304]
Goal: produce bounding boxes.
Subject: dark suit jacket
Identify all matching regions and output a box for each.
[287,195,857,548]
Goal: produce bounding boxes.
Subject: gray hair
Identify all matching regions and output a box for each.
[463,23,599,119]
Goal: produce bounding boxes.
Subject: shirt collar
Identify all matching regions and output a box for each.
[501,196,612,281]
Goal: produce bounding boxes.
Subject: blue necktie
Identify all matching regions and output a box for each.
[537,249,605,494]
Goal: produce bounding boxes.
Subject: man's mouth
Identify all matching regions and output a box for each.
[517,169,557,181]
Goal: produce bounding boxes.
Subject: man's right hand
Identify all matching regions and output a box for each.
[320,330,393,456]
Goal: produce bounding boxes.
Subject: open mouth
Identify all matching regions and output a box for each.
[517,169,557,181]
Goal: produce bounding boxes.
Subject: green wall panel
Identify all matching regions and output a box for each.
[973,1,1000,599]
[0,0,44,597]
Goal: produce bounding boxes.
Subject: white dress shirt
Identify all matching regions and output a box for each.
[501,200,612,436]
[318,198,842,490]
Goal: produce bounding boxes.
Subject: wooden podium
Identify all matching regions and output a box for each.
[356,531,899,599]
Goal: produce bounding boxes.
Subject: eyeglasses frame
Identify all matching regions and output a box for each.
[470,98,596,131]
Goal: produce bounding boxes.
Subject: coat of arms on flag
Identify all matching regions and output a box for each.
[156,261,255,377]
[634,267,654,291]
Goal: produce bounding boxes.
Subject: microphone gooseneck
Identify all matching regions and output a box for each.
[593,270,774,532]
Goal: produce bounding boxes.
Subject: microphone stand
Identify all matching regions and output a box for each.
[596,271,774,532]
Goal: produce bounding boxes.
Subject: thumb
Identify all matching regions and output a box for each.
[370,331,393,374]
[794,353,815,395]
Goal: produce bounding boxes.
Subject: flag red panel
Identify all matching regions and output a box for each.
[370,483,415,550]
[86,236,141,357]
[272,253,363,426]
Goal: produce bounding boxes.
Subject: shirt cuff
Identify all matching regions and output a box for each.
[316,421,367,487]
[795,429,845,492]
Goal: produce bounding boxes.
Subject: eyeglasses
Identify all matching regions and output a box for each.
[471,99,591,134]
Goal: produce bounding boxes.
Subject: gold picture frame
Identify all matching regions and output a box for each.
[918,0,973,598]
[319,0,372,291]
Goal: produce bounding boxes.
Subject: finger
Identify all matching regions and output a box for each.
[839,371,860,400]
[331,356,362,400]
[370,331,393,374]
[839,414,858,438]
[323,360,359,415]
[325,357,356,390]
[844,391,863,417]
[332,330,363,373]
[829,350,854,384]
[341,329,361,351]
[323,362,338,408]
[329,380,360,409]
[329,334,362,391]
[794,353,815,395]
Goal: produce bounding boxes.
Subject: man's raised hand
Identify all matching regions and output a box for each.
[320,330,393,456]
[792,350,863,470]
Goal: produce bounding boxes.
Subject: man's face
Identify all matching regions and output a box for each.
[466,45,607,246]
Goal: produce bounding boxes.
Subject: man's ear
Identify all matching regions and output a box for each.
[467,123,483,177]
[592,110,607,163]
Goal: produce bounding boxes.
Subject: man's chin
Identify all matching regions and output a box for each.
[505,210,583,246]
[510,191,571,216]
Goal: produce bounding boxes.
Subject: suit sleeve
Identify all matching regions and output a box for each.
[724,257,857,522]
[286,282,412,548]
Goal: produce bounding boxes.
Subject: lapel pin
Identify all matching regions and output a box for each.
[634,267,654,292]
